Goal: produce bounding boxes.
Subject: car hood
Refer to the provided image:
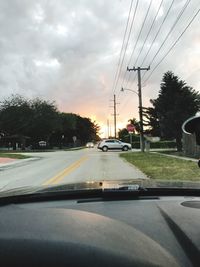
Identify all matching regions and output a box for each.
[1,179,200,198]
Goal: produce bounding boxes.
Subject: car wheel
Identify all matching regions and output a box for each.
[123,146,128,151]
[102,146,108,152]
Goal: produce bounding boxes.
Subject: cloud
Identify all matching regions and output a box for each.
[0,0,199,136]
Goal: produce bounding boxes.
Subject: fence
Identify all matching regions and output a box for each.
[182,132,200,158]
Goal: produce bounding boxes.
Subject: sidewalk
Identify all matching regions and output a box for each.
[0,157,19,164]
[152,152,198,162]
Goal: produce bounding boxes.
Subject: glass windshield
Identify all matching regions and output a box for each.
[0,0,200,195]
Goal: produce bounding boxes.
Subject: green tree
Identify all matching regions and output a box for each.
[128,118,140,133]
[0,95,100,148]
[118,128,129,141]
[142,106,160,136]
[152,71,200,151]
[76,116,100,143]
[0,95,33,136]
[28,98,60,143]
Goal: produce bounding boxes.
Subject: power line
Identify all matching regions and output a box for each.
[132,0,165,68]
[107,0,134,121]
[143,6,200,84]
[127,0,153,69]
[124,0,164,88]
[113,0,139,94]
[139,0,175,69]
[119,0,153,95]
[142,0,191,80]
[122,0,175,93]
[111,0,134,95]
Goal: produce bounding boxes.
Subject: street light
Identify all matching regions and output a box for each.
[121,87,138,96]
[121,87,143,152]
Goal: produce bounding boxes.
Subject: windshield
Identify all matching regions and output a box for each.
[0,0,200,196]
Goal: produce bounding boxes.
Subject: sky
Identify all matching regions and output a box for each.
[0,0,200,137]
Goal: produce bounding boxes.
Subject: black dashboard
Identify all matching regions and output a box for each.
[0,195,199,266]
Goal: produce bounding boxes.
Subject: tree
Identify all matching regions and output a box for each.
[0,95,61,147]
[76,116,100,143]
[152,71,200,151]
[142,106,160,136]
[118,128,129,141]
[0,95,33,136]
[28,98,60,143]
[0,95,101,148]
[128,118,140,133]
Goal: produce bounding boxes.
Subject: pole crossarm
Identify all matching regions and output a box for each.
[127,66,150,72]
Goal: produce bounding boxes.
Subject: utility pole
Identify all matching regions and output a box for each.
[110,94,119,138]
[114,94,117,138]
[107,119,110,138]
[127,66,150,152]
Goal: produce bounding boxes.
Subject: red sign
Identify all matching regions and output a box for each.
[127,124,135,132]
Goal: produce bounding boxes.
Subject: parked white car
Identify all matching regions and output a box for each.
[98,139,131,152]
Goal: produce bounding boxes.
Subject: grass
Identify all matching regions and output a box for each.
[120,152,200,181]
[0,153,30,159]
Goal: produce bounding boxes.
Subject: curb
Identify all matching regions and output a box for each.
[0,157,40,169]
[151,152,198,162]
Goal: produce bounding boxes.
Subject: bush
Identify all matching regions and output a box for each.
[120,134,140,143]
[132,141,176,149]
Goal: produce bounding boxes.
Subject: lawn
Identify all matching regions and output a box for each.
[0,153,30,159]
[120,152,200,181]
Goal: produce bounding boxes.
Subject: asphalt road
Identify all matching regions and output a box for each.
[0,148,147,192]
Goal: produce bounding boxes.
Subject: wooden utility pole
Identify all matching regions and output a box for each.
[127,66,150,152]
[110,94,119,138]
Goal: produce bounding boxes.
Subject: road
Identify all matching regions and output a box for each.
[0,148,147,192]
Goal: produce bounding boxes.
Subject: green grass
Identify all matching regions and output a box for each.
[0,153,30,159]
[120,152,200,181]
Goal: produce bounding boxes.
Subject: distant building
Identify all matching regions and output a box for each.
[182,116,200,157]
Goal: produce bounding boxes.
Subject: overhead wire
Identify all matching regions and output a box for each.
[118,0,174,117]
[113,0,139,95]
[118,0,153,93]
[123,0,164,89]
[118,0,165,115]
[142,0,192,80]
[106,0,134,123]
[143,6,200,84]
[111,0,134,96]
[138,0,175,71]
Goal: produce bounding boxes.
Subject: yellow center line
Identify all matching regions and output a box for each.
[43,156,88,186]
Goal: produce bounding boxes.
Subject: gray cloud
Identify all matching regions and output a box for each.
[0,0,199,135]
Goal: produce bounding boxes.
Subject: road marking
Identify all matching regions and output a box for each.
[43,156,88,186]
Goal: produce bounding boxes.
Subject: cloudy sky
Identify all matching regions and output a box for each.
[0,0,200,137]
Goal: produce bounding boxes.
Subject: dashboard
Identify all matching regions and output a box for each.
[0,196,199,266]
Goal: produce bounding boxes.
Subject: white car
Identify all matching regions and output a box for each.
[98,139,131,152]
[86,142,94,148]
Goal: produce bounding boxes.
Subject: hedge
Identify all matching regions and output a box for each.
[132,141,176,149]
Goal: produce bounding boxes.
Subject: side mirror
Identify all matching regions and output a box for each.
[198,159,200,168]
